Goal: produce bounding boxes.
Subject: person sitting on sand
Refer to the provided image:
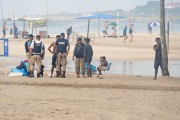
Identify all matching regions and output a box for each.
[153,37,162,80]
[97,56,108,76]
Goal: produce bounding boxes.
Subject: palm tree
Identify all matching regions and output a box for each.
[160,0,170,76]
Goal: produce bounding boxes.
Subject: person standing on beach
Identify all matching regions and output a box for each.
[55,33,70,78]
[29,35,45,77]
[123,26,128,42]
[83,38,93,78]
[2,22,7,39]
[25,34,34,76]
[72,37,85,78]
[148,23,152,34]
[13,23,18,39]
[48,35,60,77]
[129,24,133,41]
[153,37,162,80]
[66,26,72,40]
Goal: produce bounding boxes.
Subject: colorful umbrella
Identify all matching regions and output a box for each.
[108,22,117,26]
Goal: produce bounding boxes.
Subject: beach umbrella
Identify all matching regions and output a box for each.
[76,14,126,37]
[150,22,160,27]
[108,22,117,26]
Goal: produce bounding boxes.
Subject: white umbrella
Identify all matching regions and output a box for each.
[150,22,160,27]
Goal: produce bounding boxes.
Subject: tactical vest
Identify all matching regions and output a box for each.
[32,41,42,55]
[57,39,67,53]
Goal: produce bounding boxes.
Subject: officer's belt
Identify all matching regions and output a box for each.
[58,52,66,54]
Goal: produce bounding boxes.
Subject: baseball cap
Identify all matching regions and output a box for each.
[60,33,65,36]
[29,34,35,37]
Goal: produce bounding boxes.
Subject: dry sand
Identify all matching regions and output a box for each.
[0,33,180,120]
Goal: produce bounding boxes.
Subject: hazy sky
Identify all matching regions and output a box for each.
[0,0,178,18]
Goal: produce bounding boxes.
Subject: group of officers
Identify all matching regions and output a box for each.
[25,32,94,78]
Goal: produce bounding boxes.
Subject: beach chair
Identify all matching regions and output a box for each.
[102,63,112,74]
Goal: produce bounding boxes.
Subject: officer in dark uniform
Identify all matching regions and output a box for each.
[29,35,45,77]
[25,34,34,75]
[55,33,70,78]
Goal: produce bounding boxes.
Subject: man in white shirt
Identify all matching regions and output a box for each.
[29,35,45,77]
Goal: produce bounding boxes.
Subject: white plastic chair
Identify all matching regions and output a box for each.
[103,63,112,74]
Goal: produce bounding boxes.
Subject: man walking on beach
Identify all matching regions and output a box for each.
[83,38,93,78]
[25,34,34,76]
[123,26,128,43]
[48,35,60,77]
[66,26,72,40]
[55,33,70,78]
[29,35,45,77]
[153,37,162,80]
[2,22,7,39]
[72,37,85,78]
[129,24,133,41]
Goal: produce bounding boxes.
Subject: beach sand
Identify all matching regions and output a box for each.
[0,33,180,120]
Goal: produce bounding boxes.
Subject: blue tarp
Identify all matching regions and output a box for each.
[11,61,28,76]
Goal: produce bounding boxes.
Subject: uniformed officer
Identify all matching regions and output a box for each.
[29,35,45,77]
[24,34,34,76]
[55,33,70,78]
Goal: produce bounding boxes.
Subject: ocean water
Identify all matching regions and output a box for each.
[0,20,180,35]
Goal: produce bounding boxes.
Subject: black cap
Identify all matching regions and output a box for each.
[29,34,35,37]
[60,33,65,36]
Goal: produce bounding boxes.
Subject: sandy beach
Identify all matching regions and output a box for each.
[0,33,180,120]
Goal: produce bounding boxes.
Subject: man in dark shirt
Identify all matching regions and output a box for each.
[153,37,162,80]
[83,38,93,78]
[66,26,72,40]
[25,34,34,76]
[72,37,85,78]
[55,33,70,78]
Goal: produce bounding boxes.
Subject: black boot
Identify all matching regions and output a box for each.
[28,71,34,77]
[62,71,66,78]
[56,71,60,77]
[37,73,41,78]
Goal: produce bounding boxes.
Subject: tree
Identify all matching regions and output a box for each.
[160,0,170,76]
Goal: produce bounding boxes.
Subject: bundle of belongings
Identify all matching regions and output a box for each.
[10,60,28,76]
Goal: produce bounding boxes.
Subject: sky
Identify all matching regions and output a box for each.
[0,0,179,18]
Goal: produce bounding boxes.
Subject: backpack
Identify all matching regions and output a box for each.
[16,62,25,70]
[74,44,84,58]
